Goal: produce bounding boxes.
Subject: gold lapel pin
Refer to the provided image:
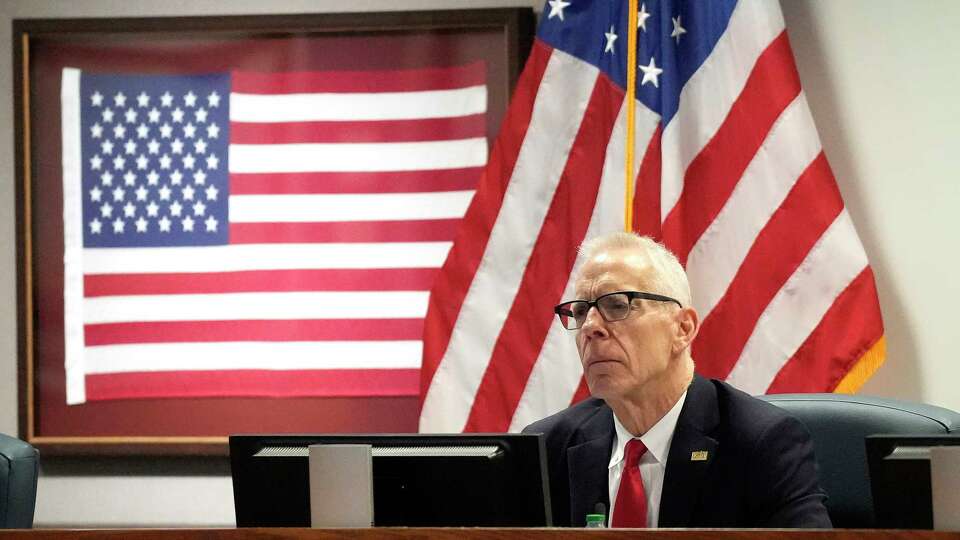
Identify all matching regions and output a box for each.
[690,450,709,461]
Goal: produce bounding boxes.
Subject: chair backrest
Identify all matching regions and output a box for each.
[758,393,960,528]
[0,433,39,529]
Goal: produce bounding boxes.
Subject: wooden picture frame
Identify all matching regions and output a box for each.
[14,9,535,455]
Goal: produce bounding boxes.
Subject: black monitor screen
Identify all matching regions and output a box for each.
[866,434,960,529]
[230,433,552,527]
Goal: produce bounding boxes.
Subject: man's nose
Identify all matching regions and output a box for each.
[579,305,608,337]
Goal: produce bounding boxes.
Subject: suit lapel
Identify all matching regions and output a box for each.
[658,375,719,527]
[567,404,614,526]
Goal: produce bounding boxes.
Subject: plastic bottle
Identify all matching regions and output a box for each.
[585,514,606,528]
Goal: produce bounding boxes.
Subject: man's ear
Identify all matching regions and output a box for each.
[672,306,699,355]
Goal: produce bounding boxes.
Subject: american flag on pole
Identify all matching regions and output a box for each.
[61,63,487,404]
[418,0,885,432]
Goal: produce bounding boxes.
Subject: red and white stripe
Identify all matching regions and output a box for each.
[419,2,883,432]
[62,63,487,404]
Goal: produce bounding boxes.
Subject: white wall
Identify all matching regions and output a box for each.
[1,0,958,528]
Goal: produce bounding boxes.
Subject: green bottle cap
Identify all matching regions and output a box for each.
[586,513,605,523]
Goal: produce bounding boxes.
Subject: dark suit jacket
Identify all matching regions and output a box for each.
[523,375,831,528]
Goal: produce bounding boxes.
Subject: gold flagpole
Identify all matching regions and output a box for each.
[624,0,639,232]
[21,32,36,441]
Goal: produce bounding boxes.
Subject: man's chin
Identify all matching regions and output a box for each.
[585,377,621,401]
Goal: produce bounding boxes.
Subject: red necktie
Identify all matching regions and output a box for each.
[612,438,648,528]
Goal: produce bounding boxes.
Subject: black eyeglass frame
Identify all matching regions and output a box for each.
[553,290,683,330]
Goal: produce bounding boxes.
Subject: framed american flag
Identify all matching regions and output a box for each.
[14,9,534,455]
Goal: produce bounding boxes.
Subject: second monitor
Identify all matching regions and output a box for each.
[866,434,960,529]
[230,433,553,527]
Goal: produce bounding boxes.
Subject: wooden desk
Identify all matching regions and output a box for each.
[1,530,959,540]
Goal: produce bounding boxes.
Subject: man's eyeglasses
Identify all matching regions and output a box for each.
[553,291,682,330]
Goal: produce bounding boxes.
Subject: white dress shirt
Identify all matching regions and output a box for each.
[607,391,687,527]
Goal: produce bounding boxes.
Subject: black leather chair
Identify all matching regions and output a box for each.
[758,393,960,528]
[0,433,39,528]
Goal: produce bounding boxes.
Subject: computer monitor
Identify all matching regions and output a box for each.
[229,433,552,527]
[866,434,960,529]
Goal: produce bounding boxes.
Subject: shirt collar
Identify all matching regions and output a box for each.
[608,390,687,468]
